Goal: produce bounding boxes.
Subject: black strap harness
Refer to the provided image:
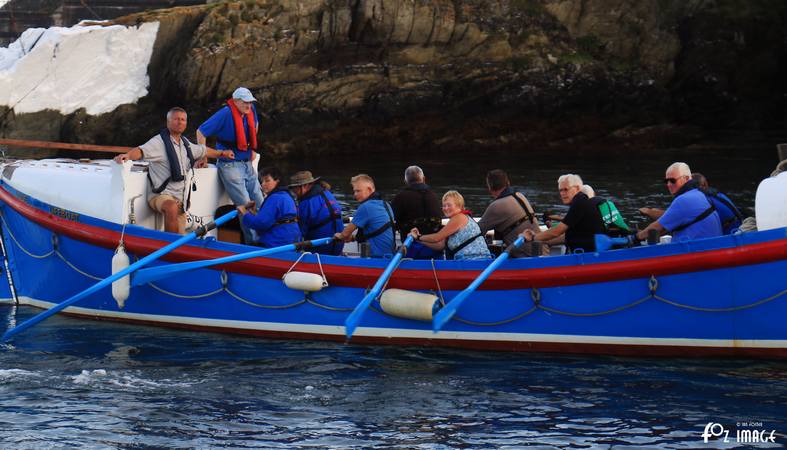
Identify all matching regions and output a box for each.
[445,215,484,260]
[668,205,716,234]
[355,194,397,253]
[495,191,536,240]
[271,216,298,228]
[307,191,342,233]
[148,129,196,194]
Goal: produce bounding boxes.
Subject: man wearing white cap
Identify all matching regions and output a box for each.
[197,87,265,244]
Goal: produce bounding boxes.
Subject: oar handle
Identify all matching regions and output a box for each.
[294,237,337,252]
[131,236,337,286]
[0,138,132,154]
[1,209,238,342]
[195,211,239,237]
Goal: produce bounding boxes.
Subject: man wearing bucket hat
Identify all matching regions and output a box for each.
[289,171,344,255]
[197,87,265,244]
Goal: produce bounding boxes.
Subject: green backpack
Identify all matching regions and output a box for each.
[597,199,630,234]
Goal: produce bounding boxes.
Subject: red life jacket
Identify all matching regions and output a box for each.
[226,99,258,152]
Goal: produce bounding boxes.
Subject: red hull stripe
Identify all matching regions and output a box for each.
[2,185,786,290]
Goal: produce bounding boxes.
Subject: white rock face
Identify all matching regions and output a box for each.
[0,21,159,115]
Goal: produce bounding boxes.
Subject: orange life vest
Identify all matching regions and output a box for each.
[226,99,258,151]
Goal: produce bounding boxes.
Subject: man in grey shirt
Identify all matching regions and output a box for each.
[478,169,548,257]
[114,107,233,233]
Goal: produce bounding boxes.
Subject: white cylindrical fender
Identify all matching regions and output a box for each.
[380,289,440,322]
[283,271,327,292]
[111,244,130,309]
[755,171,787,231]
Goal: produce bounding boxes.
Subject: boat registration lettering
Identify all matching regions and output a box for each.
[50,207,79,222]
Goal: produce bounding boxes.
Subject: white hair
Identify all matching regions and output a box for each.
[580,184,595,198]
[558,174,583,188]
[667,162,691,177]
[404,165,424,184]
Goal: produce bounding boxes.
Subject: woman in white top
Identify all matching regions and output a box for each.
[409,190,491,260]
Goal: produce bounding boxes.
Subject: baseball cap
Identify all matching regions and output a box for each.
[232,87,257,102]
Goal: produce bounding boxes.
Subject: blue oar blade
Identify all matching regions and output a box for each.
[432,237,523,333]
[344,291,376,339]
[595,234,613,252]
[1,210,238,342]
[344,235,414,339]
[594,234,631,252]
[432,290,469,331]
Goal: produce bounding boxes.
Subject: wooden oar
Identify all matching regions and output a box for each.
[131,236,337,286]
[0,138,132,154]
[345,235,415,339]
[0,210,238,342]
[432,236,525,332]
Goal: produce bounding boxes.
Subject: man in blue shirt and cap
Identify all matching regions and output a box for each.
[197,87,264,244]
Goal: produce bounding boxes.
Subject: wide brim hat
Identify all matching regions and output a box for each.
[288,170,321,187]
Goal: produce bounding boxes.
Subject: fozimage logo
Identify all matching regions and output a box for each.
[701,422,777,444]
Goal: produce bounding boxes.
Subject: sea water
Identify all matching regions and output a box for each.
[1,305,786,448]
[1,146,786,448]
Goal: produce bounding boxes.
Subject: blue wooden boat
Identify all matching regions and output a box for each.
[1,157,786,358]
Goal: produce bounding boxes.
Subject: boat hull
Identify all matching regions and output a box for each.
[2,184,787,358]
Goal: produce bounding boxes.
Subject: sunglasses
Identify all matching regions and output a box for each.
[664,176,686,185]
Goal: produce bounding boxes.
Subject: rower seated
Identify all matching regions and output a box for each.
[237,167,301,248]
[581,184,631,237]
[391,165,443,259]
[636,163,722,242]
[478,169,549,257]
[410,191,491,260]
[523,174,605,253]
[334,174,396,258]
[290,171,344,255]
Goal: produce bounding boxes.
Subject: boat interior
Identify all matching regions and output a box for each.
[4,151,787,259]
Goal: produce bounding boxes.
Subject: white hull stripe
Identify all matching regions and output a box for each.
[18,297,787,349]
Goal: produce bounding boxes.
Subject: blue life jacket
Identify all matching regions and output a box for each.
[354,191,396,257]
[297,184,344,255]
[663,181,722,240]
[241,187,301,248]
[703,188,743,234]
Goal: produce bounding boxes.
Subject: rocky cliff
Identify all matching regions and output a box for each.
[2,0,785,157]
